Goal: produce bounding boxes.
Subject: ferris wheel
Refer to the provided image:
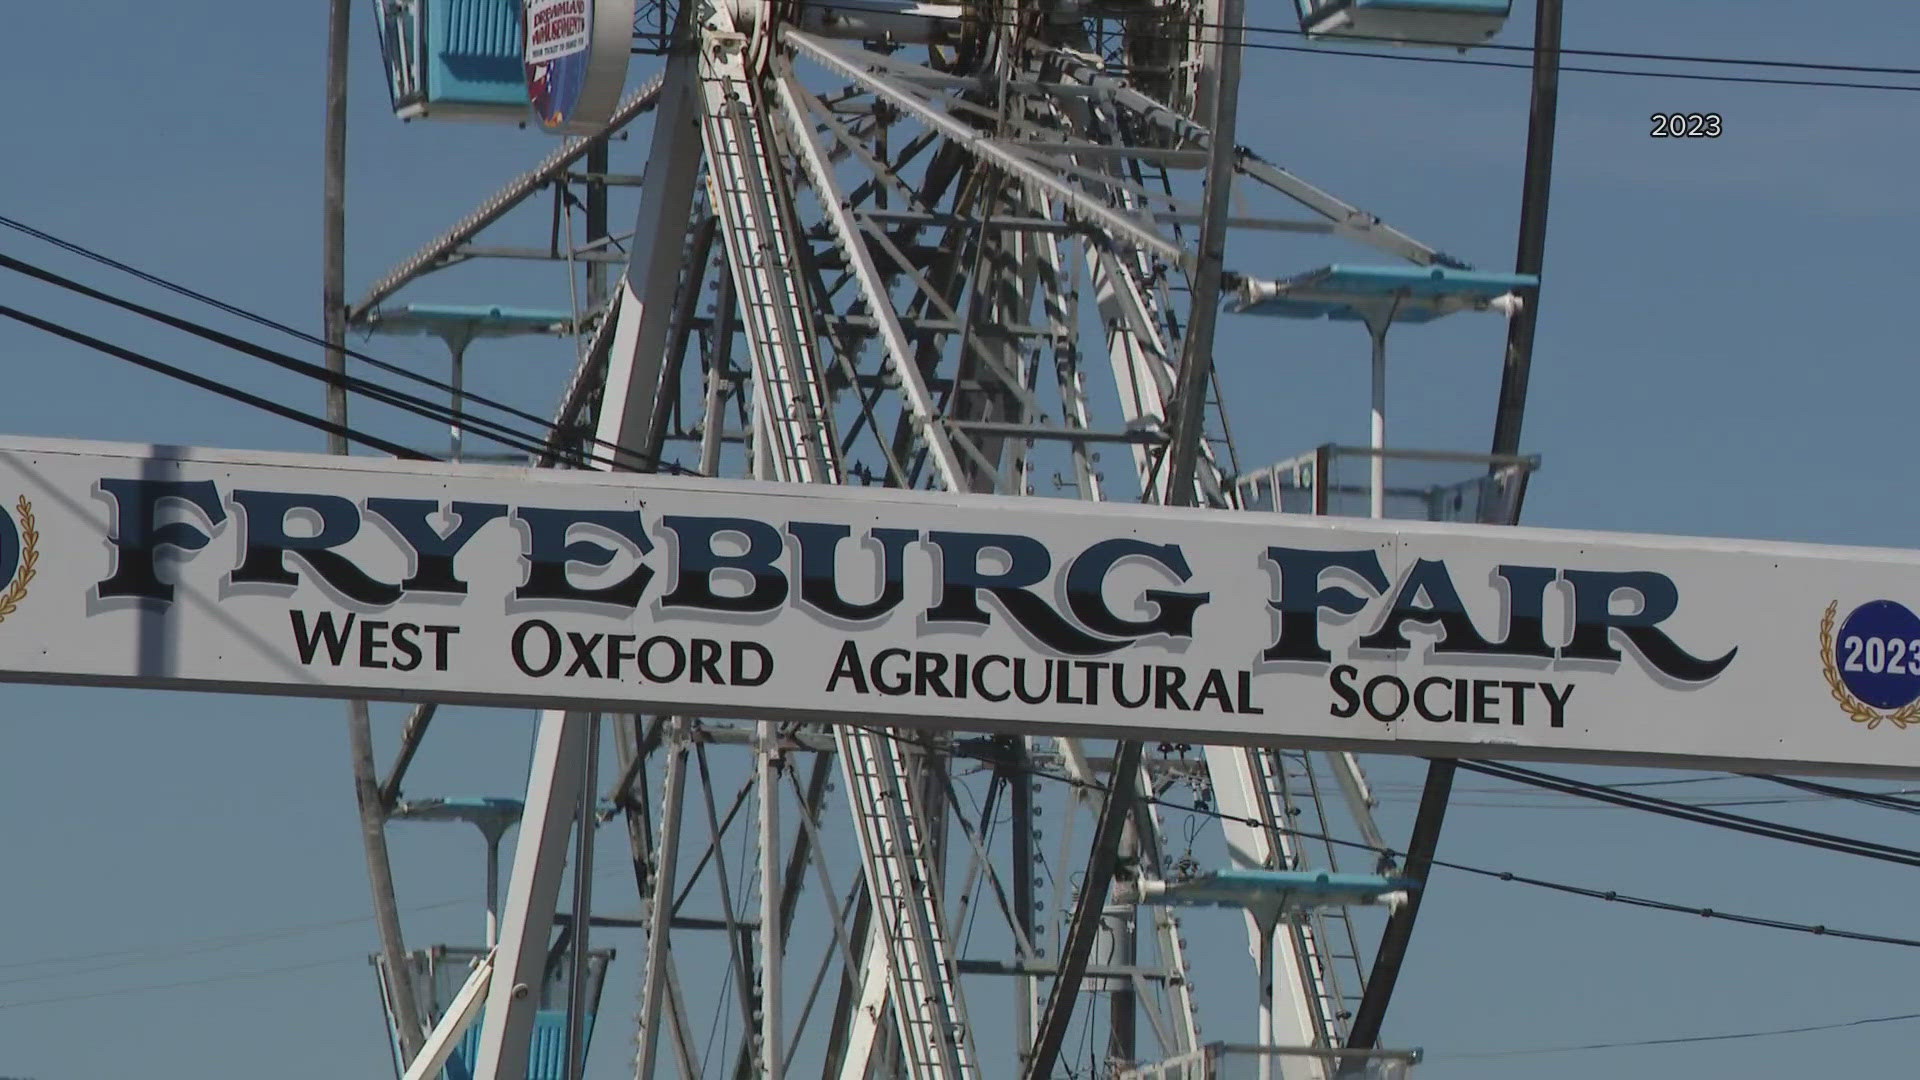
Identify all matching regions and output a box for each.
[343,1,1547,1077]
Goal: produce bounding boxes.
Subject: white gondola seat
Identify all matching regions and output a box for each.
[371,0,530,121]
[1296,0,1513,48]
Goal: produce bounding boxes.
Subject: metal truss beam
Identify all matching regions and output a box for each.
[1031,42,1457,269]
[635,718,697,1077]
[378,702,435,809]
[1023,741,1143,1080]
[784,29,1188,270]
[1163,0,1243,508]
[470,711,591,1079]
[350,77,667,323]
[598,56,705,468]
[773,71,966,490]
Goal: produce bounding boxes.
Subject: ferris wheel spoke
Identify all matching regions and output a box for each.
[787,28,1185,269]
[774,71,968,491]
[595,57,705,466]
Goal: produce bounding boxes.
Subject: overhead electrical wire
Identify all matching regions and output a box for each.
[1458,761,1920,868]
[810,1,1920,93]
[855,727,1920,952]
[1224,41,1920,94]
[1228,19,1920,77]
[1387,792,1915,812]
[0,956,358,1012]
[1441,1008,1920,1059]
[0,303,427,461]
[0,215,573,447]
[0,897,465,974]
[1086,5,1920,78]
[0,861,639,992]
[0,254,550,462]
[818,741,1920,1059]
[0,250,702,475]
[1595,774,1739,788]
[1373,775,1920,811]
[1748,773,1920,814]
[0,217,696,475]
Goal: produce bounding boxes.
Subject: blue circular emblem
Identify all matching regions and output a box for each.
[1834,600,1920,709]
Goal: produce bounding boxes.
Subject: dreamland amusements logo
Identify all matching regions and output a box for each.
[524,0,591,130]
[0,495,36,626]
[1821,599,1920,729]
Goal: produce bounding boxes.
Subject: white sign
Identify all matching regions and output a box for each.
[526,0,591,64]
[523,0,633,133]
[1,437,1917,776]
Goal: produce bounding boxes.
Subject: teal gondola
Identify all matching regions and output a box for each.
[371,0,531,121]
[1295,0,1514,48]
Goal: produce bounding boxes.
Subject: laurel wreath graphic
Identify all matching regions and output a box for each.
[0,496,39,627]
[1819,600,1920,730]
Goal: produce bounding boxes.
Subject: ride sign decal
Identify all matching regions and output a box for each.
[3,437,1919,775]
[524,0,591,127]
[522,0,632,134]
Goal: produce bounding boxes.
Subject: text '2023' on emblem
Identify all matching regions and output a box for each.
[1821,599,1920,729]
[0,495,38,625]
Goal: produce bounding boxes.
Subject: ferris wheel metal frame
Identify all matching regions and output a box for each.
[323,1,1566,1077]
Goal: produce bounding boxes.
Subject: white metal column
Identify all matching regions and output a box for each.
[470,710,592,1079]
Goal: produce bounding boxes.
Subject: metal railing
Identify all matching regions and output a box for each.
[1233,444,1539,526]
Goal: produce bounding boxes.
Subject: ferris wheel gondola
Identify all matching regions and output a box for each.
[1295,0,1514,48]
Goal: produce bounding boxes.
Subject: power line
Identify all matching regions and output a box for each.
[858,728,1920,953]
[0,252,705,475]
[0,956,358,1011]
[1749,773,1920,815]
[1242,42,1920,94]
[1441,1008,1920,1059]
[1460,761,1920,868]
[0,860,639,985]
[0,251,593,469]
[0,214,573,446]
[1373,777,1920,810]
[1425,854,1920,949]
[1233,20,1920,78]
[0,303,428,461]
[0,898,466,976]
[1398,790,1793,805]
[1599,774,1740,788]
[0,218,696,475]
[0,253,564,466]
[811,2,1920,93]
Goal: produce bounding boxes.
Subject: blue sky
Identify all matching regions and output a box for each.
[2,1,1919,1077]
